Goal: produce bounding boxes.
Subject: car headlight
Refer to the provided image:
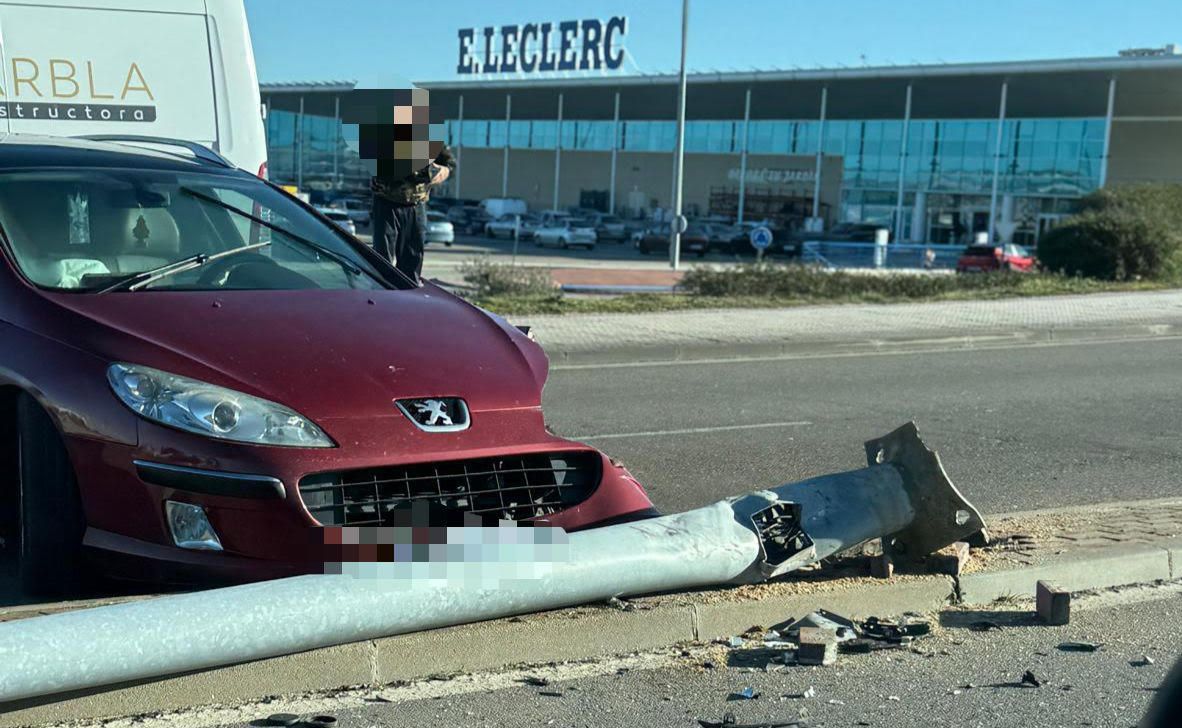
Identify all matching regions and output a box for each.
[107,363,334,448]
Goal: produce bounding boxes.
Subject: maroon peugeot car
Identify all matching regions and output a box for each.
[0,136,655,596]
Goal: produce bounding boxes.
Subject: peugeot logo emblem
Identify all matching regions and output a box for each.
[395,397,471,432]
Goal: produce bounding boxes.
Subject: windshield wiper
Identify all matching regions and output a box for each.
[179,187,364,277]
[95,242,273,293]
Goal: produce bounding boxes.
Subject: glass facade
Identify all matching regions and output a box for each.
[446,117,1105,198]
[265,108,370,198]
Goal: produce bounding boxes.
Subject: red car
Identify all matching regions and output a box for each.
[955,244,1037,273]
[0,136,655,596]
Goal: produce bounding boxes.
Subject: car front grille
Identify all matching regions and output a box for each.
[299,451,601,527]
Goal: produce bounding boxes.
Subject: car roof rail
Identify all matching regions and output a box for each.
[72,135,234,169]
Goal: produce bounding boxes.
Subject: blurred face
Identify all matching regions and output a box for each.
[343,87,445,178]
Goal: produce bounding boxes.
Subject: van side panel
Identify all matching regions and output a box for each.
[203,0,266,174]
[0,1,216,143]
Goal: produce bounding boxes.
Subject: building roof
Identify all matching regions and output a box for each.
[258,55,1182,122]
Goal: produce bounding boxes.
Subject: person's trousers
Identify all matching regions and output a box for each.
[371,197,426,284]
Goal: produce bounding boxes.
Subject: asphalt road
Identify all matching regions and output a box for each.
[541,336,1182,516]
[210,584,1182,728]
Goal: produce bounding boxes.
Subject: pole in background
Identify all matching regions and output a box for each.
[811,86,828,223]
[1099,77,1117,188]
[893,83,912,242]
[553,93,564,212]
[737,87,752,226]
[501,94,511,198]
[609,91,621,214]
[455,94,464,199]
[332,95,340,190]
[296,95,305,190]
[987,81,1008,245]
[669,0,690,270]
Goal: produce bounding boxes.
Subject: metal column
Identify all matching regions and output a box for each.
[893,84,912,242]
[609,91,620,214]
[669,0,689,270]
[331,95,340,190]
[987,81,1008,245]
[553,93,564,212]
[296,95,304,190]
[1099,77,1117,187]
[501,94,511,198]
[812,86,828,221]
[454,95,464,199]
[737,87,752,225]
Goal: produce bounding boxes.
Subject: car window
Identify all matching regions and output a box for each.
[0,169,395,292]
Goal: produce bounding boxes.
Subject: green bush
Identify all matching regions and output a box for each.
[681,263,963,299]
[459,257,556,298]
[1037,184,1182,281]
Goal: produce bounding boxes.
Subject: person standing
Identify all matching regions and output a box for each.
[366,90,455,285]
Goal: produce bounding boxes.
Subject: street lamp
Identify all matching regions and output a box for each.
[669,0,689,270]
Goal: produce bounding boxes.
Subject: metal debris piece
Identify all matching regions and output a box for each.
[861,615,931,642]
[1058,641,1102,652]
[520,676,550,687]
[539,690,564,698]
[728,687,760,701]
[309,717,337,726]
[1131,655,1156,667]
[887,695,901,701]
[606,596,635,611]
[1021,670,1043,688]
[784,686,816,699]
[264,715,300,727]
[784,610,858,643]
[698,713,803,728]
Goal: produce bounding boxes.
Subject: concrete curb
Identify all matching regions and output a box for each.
[5,536,1181,726]
[541,323,1182,367]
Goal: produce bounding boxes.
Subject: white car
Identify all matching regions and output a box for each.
[331,198,371,227]
[315,207,356,236]
[426,212,455,245]
[485,214,539,239]
[533,219,597,249]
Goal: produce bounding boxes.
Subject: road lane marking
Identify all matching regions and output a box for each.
[551,333,1182,371]
[573,421,812,441]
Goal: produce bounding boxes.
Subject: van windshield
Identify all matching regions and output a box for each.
[0,169,394,292]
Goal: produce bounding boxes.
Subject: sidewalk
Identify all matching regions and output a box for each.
[516,289,1182,364]
[3,497,1179,725]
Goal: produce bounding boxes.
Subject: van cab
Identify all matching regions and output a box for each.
[0,0,266,176]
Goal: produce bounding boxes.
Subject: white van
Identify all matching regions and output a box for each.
[480,197,528,220]
[0,0,266,175]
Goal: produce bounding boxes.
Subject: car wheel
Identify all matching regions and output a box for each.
[17,393,86,597]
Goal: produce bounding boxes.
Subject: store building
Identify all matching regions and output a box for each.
[260,51,1182,245]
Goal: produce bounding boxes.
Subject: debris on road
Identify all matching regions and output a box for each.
[727,686,760,701]
[698,713,803,728]
[796,627,838,666]
[519,675,551,687]
[262,714,300,726]
[1037,580,1071,625]
[968,619,1003,632]
[1021,669,1044,688]
[1131,655,1156,667]
[1058,641,1102,652]
[927,541,972,576]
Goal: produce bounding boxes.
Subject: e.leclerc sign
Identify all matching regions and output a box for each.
[457,18,628,75]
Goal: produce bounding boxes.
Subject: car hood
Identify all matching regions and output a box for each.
[43,286,546,420]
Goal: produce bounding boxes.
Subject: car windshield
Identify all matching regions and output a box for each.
[0,169,393,292]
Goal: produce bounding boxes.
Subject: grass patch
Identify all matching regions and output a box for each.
[458,260,1176,316]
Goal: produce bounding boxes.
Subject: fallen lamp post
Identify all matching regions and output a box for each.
[0,422,985,704]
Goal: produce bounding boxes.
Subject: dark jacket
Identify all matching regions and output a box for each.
[372,146,456,205]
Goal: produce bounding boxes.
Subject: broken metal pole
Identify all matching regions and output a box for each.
[0,422,984,704]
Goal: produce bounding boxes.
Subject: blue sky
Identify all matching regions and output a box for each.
[245,0,1179,84]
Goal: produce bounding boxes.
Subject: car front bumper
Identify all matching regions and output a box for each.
[68,411,655,586]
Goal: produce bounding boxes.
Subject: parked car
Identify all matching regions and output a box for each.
[314,207,357,236]
[480,197,528,220]
[956,244,1037,273]
[533,219,597,249]
[588,213,628,243]
[636,226,709,257]
[446,205,492,235]
[484,214,539,240]
[823,222,891,243]
[330,198,371,228]
[425,211,454,245]
[0,135,655,594]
